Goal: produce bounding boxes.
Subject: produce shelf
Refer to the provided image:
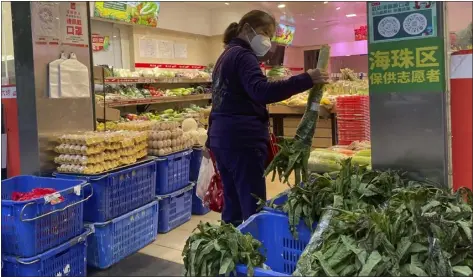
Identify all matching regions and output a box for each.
[102,77,211,84]
[103,94,212,108]
[268,104,338,147]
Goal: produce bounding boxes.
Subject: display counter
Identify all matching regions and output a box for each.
[268,105,337,148]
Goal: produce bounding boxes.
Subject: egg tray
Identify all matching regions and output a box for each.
[148,147,195,158]
[55,156,156,177]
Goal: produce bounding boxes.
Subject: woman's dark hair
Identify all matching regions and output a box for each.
[223,10,276,45]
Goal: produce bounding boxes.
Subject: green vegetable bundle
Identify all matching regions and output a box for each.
[265,45,331,186]
[183,222,266,277]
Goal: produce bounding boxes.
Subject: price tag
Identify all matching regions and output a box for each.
[73,185,81,196]
[44,192,64,205]
[310,102,320,112]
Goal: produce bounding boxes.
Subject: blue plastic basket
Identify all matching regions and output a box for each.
[55,160,156,222]
[157,183,193,233]
[2,228,92,277]
[189,147,203,182]
[155,150,192,195]
[236,212,314,276]
[191,186,210,215]
[86,201,159,269]
[1,176,89,257]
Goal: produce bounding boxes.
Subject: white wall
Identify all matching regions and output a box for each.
[210,7,252,36]
[158,2,212,36]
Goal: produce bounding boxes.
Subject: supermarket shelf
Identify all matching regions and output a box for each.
[268,105,305,115]
[268,104,336,115]
[104,94,212,108]
[268,104,338,146]
[100,77,211,84]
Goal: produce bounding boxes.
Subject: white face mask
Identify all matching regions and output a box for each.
[246,25,272,57]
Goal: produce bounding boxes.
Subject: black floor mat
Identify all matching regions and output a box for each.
[88,252,184,276]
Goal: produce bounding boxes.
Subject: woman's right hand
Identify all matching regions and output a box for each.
[307,69,330,85]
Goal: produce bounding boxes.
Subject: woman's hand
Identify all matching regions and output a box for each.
[307,69,330,85]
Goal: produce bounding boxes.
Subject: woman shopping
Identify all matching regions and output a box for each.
[206,10,329,226]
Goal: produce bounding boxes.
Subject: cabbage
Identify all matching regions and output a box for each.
[182,118,198,132]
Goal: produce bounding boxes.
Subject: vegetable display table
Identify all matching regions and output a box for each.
[268,105,338,148]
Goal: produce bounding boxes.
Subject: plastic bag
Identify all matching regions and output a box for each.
[59,53,90,98]
[293,195,342,276]
[196,153,215,201]
[308,155,342,173]
[203,151,224,213]
[48,52,67,98]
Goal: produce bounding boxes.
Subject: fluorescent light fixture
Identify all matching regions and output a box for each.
[278,4,286,8]
[224,2,230,5]
[313,28,319,30]
[310,18,315,21]
[323,1,328,4]
[346,13,357,17]
[336,7,341,10]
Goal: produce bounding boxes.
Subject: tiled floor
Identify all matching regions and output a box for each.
[138,176,290,265]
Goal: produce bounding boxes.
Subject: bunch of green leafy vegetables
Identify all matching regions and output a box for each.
[264,45,331,186]
[182,221,266,277]
[294,184,473,277]
[264,159,411,238]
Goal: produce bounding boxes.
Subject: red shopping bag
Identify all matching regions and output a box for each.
[203,150,224,213]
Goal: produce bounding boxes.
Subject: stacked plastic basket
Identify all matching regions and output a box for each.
[1,176,92,276]
[55,160,158,269]
[155,149,194,233]
[235,191,315,276]
[190,147,210,215]
[335,95,371,145]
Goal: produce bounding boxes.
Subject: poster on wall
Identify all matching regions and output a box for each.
[174,43,188,59]
[157,40,174,59]
[272,23,295,45]
[92,33,110,51]
[139,38,158,58]
[94,2,160,27]
[30,2,61,45]
[368,1,437,43]
[60,2,88,47]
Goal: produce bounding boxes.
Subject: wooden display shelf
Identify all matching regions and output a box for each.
[101,77,211,84]
[104,94,212,108]
[268,104,338,148]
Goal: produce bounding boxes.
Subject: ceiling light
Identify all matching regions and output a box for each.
[313,28,318,30]
[323,1,328,4]
[310,18,315,21]
[336,7,341,10]
[278,4,286,8]
[224,2,230,5]
[346,14,357,17]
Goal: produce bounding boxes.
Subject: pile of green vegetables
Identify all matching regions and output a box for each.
[294,185,473,276]
[182,222,265,277]
[265,159,409,238]
[264,159,473,276]
[265,45,331,186]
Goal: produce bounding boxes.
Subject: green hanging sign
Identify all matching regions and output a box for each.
[368,1,445,93]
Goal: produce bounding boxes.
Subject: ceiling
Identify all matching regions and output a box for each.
[186,1,367,28]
